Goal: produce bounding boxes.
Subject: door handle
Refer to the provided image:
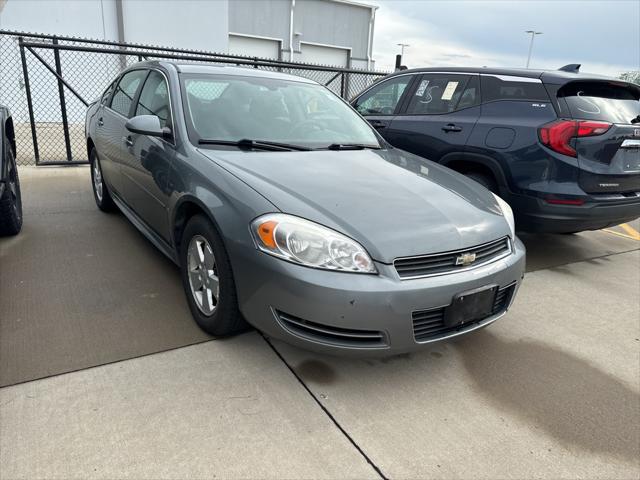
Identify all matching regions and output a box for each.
[369,120,387,130]
[97,118,104,127]
[442,123,462,132]
[124,136,134,147]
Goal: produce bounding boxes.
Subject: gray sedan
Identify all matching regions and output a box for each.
[85,61,525,355]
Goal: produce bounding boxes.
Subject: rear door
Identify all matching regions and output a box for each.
[99,69,148,196]
[556,80,640,193]
[387,73,481,162]
[353,74,416,137]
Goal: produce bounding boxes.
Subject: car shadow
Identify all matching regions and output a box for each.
[453,331,640,462]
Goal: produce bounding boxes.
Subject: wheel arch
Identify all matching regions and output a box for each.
[86,137,96,161]
[171,195,224,256]
[440,152,510,193]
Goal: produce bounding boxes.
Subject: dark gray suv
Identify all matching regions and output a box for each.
[352,67,640,233]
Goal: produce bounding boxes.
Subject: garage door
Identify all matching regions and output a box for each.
[228,35,281,60]
[298,43,349,67]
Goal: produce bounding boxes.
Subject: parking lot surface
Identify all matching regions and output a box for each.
[1,167,638,479]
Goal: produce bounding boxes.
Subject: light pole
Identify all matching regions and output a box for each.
[397,43,410,59]
[525,30,542,68]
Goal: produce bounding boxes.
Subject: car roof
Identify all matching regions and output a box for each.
[388,66,618,85]
[125,60,318,84]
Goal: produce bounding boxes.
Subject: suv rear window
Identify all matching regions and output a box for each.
[558,81,640,124]
[481,75,549,102]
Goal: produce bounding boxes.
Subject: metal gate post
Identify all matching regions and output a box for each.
[53,37,73,162]
[18,37,40,165]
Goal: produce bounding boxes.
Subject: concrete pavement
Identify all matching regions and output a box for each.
[1,166,638,479]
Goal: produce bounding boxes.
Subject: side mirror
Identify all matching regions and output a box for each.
[125,115,172,140]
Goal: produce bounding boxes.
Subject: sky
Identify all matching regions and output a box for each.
[371,0,640,77]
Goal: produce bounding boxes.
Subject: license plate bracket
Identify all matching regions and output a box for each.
[444,284,498,328]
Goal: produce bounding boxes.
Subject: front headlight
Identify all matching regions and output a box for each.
[250,213,377,273]
[492,193,515,238]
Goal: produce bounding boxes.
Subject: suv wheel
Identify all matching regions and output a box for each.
[465,171,498,194]
[90,148,116,212]
[180,214,248,336]
[0,145,23,236]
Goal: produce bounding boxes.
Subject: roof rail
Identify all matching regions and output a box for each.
[559,64,581,73]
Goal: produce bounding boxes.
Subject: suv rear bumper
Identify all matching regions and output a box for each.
[509,192,640,233]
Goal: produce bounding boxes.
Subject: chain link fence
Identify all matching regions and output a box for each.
[0,30,388,166]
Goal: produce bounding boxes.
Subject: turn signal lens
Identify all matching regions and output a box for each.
[251,214,377,273]
[257,220,278,249]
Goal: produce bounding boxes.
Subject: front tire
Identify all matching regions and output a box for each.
[90,148,116,212]
[180,214,248,336]
[0,145,23,236]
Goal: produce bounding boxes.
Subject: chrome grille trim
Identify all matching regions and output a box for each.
[394,237,512,280]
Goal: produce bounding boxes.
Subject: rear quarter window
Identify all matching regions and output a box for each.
[481,75,549,103]
[558,81,640,124]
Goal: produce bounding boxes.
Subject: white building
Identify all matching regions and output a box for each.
[0,0,377,68]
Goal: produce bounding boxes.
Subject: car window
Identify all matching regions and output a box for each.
[100,79,116,105]
[181,73,379,149]
[354,76,412,116]
[558,81,640,124]
[109,70,147,117]
[481,75,549,102]
[405,74,473,115]
[135,71,171,129]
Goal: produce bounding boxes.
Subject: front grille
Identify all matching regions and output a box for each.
[276,311,387,348]
[412,282,516,342]
[394,237,511,279]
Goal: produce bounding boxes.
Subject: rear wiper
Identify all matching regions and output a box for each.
[198,138,311,151]
[325,143,382,151]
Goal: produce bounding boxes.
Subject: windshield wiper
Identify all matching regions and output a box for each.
[198,138,311,151]
[325,143,382,151]
[630,115,640,124]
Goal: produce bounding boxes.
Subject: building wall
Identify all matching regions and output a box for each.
[121,0,228,51]
[0,0,120,39]
[228,0,375,68]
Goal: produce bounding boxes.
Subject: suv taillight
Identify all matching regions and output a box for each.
[538,120,611,157]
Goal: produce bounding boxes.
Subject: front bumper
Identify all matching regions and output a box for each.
[232,237,526,356]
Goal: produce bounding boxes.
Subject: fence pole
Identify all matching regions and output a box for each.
[340,72,346,98]
[53,37,73,162]
[18,37,40,165]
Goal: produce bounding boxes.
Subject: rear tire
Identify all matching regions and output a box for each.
[0,144,22,236]
[90,148,116,212]
[179,214,248,336]
[465,171,498,193]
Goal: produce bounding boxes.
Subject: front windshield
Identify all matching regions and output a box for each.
[180,73,380,149]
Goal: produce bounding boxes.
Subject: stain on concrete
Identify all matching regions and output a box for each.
[294,360,337,385]
[430,351,443,358]
[456,331,640,462]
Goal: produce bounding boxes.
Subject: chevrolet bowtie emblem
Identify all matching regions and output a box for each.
[456,252,477,266]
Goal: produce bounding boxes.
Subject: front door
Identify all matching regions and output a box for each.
[353,74,416,141]
[389,74,481,162]
[121,70,174,242]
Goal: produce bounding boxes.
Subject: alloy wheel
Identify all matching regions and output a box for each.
[93,158,103,202]
[187,235,220,316]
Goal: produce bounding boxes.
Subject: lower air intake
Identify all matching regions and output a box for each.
[275,310,387,348]
[412,282,517,342]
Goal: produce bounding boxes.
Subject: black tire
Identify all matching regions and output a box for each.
[465,171,498,193]
[0,144,23,236]
[90,148,116,212]
[179,214,248,336]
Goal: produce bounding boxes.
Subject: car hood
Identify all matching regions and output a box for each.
[198,147,511,264]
